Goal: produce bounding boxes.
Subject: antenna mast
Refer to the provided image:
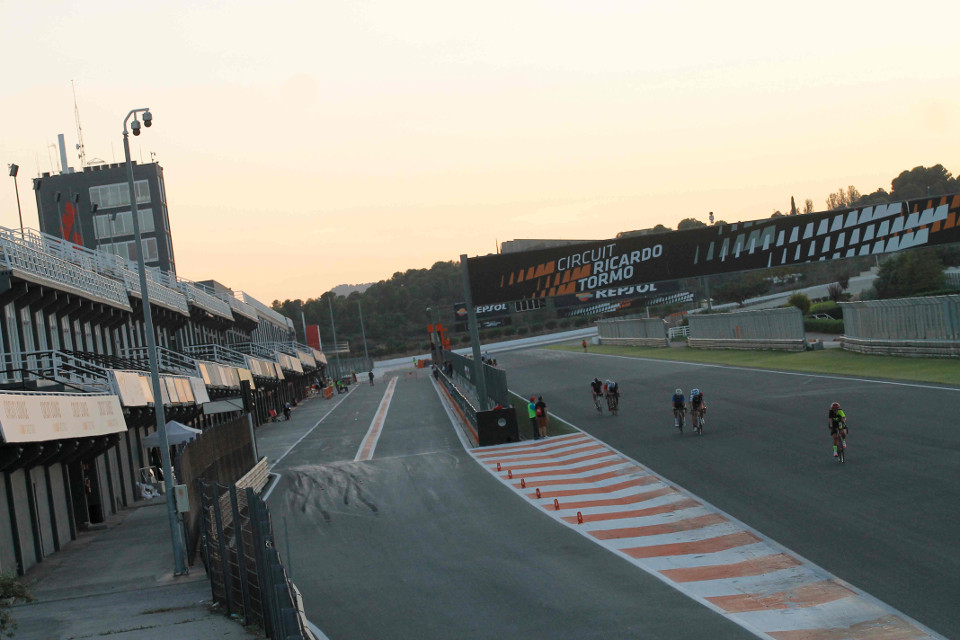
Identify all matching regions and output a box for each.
[72,80,87,169]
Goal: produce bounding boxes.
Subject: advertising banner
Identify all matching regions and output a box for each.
[0,392,125,443]
[306,324,322,350]
[453,301,512,320]
[467,193,960,306]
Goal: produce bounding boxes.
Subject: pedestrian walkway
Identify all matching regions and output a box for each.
[8,386,358,640]
[10,499,265,640]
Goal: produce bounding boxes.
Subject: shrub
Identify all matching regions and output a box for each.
[788,292,811,315]
[558,319,572,329]
[809,300,839,314]
[804,318,844,334]
[1,573,33,636]
[544,320,558,330]
[529,323,543,333]
[501,326,517,336]
[516,326,530,335]
[573,317,590,327]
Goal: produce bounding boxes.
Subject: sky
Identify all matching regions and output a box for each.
[1,1,958,304]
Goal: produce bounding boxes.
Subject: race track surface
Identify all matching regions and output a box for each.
[265,349,958,639]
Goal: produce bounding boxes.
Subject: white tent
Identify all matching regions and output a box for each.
[142,421,202,448]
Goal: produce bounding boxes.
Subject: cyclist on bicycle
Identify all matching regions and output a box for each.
[590,377,604,412]
[605,379,620,414]
[690,388,706,426]
[828,401,847,457]
[672,388,686,428]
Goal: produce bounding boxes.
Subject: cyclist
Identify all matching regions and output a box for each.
[672,388,686,429]
[828,401,847,458]
[590,378,604,412]
[690,388,706,431]
[605,379,620,414]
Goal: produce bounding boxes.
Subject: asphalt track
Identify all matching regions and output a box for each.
[267,371,754,640]
[496,347,960,639]
[265,349,958,639]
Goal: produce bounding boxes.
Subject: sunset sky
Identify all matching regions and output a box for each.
[2,1,958,303]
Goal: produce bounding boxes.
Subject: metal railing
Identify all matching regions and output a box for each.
[0,227,131,310]
[184,343,249,368]
[0,349,114,392]
[668,325,690,339]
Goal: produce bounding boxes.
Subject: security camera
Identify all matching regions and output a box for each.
[143,110,152,128]
[131,119,141,136]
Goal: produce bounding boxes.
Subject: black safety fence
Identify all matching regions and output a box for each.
[432,366,518,447]
[198,478,315,640]
[438,349,509,408]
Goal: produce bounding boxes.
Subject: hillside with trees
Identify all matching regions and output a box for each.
[274,164,960,357]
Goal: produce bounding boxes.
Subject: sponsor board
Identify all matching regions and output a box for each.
[453,301,512,319]
[467,193,960,305]
[0,392,125,443]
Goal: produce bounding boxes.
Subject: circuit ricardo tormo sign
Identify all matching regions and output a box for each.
[467,193,960,306]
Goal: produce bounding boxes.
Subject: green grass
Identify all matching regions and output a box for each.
[550,343,960,386]
[508,391,577,438]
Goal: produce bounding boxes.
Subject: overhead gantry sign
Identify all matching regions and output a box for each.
[466,193,960,306]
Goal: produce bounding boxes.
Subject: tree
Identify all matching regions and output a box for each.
[826,283,845,302]
[771,210,784,218]
[677,218,706,231]
[890,165,958,200]
[872,250,946,299]
[826,185,861,211]
[787,292,811,314]
[714,276,770,306]
[790,196,798,216]
[804,199,814,214]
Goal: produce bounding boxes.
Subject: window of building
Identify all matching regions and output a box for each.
[89,180,151,209]
[142,237,158,262]
[94,208,155,239]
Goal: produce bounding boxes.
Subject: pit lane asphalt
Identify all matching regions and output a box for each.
[266,371,755,640]
[495,347,960,639]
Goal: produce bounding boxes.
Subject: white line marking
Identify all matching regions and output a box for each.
[354,377,398,461]
[269,390,355,469]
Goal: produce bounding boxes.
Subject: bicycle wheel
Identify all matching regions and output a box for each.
[838,435,845,463]
[678,411,684,433]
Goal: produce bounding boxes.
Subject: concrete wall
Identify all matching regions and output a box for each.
[840,295,960,357]
[688,307,805,351]
[597,318,669,347]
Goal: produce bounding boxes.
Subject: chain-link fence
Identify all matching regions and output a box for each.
[198,478,315,640]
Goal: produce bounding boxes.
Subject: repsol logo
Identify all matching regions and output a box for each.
[594,283,658,298]
[477,303,509,314]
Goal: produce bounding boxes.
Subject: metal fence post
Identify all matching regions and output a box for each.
[229,485,253,625]
[211,486,234,617]
[246,488,276,639]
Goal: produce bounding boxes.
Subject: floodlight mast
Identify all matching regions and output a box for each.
[122,107,186,576]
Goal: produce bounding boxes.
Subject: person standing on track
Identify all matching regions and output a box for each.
[527,396,539,440]
[582,339,587,352]
[535,396,549,439]
[828,401,847,458]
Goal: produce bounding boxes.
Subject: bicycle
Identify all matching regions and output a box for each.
[606,393,619,416]
[834,429,846,463]
[692,407,705,435]
[674,407,685,433]
[593,393,602,413]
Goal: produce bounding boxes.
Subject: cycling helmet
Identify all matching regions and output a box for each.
[675,388,682,395]
[831,402,840,409]
[691,388,700,396]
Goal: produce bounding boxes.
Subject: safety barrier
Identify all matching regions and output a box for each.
[840,294,960,357]
[688,307,805,351]
[198,479,316,640]
[597,317,669,347]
